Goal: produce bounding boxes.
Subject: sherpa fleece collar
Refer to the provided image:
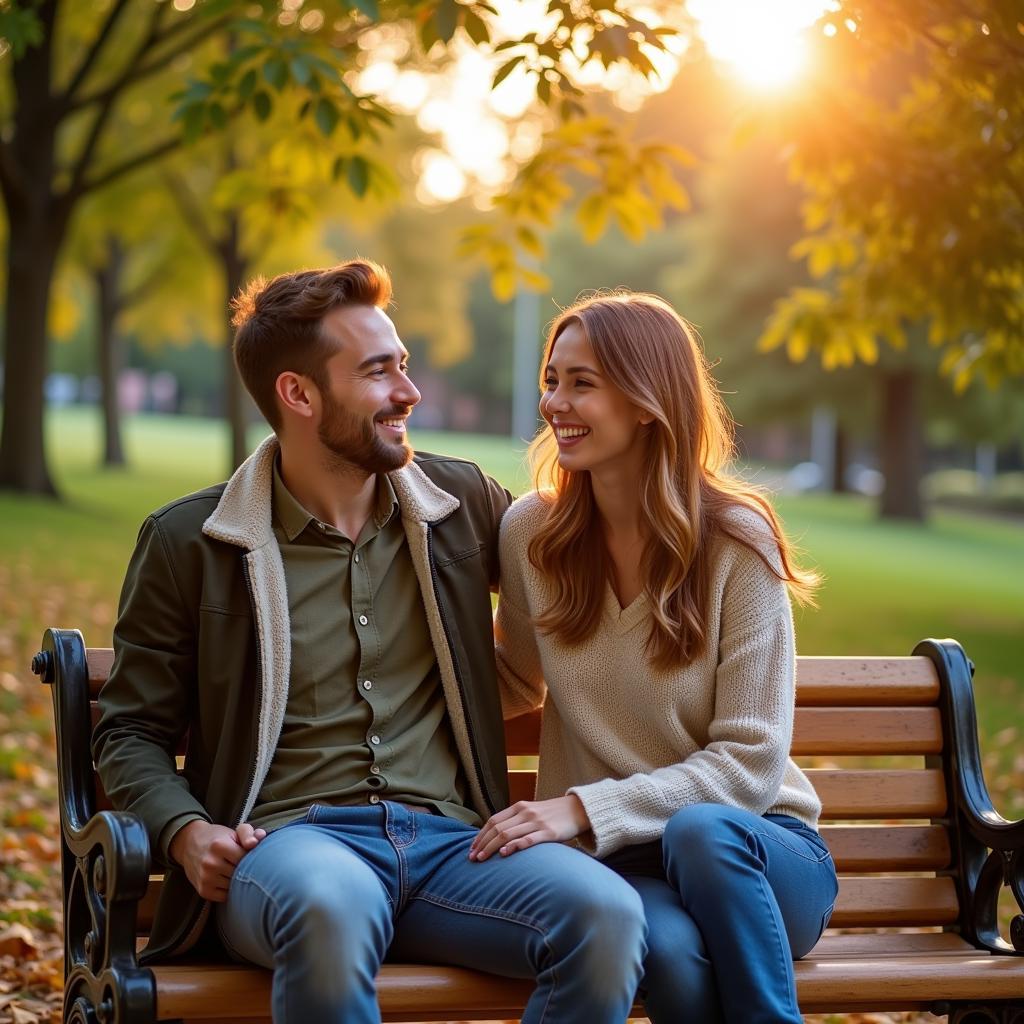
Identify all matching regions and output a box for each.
[202,434,461,549]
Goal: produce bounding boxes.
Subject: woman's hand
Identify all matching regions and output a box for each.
[469,795,591,861]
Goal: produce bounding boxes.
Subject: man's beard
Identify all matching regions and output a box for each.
[317,393,412,475]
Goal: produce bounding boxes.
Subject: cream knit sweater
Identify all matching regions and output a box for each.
[495,491,822,859]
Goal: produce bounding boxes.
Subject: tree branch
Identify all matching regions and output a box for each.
[67,12,235,115]
[76,135,183,197]
[161,170,221,256]
[60,0,134,108]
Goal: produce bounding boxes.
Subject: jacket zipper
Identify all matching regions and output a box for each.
[425,522,497,816]
[149,553,262,961]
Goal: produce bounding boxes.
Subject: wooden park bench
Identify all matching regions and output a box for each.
[33,628,1024,1024]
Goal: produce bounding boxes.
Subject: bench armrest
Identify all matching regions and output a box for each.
[35,628,157,1024]
[916,638,1024,956]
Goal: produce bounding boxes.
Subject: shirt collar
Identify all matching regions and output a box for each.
[272,458,399,542]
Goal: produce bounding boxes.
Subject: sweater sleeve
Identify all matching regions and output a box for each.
[494,506,547,719]
[569,541,796,857]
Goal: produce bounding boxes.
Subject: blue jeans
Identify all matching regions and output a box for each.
[216,801,646,1024]
[601,804,839,1024]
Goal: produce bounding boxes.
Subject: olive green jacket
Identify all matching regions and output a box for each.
[92,436,512,962]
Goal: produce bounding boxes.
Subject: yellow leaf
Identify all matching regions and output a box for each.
[519,266,551,292]
[787,328,810,362]
[515,226,545,259]
[491,265,517,303]
[852,329,878,363]
[576,193,610,243]
[808,243,834,279]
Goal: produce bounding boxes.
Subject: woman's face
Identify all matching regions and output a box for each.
[540,322,652,476]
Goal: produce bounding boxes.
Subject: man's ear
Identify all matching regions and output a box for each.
[275,371,317,421]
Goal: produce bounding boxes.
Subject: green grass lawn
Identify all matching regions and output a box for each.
[3,406,1022,812]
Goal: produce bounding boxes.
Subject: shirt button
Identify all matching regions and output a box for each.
[358,614,368,626]
[370,734,381,745]
[369,794,380,804]
[362,679,373,690]
[370,764,381,775]
[354,553,360,563]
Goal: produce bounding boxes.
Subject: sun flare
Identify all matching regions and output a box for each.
[690,0,832,90]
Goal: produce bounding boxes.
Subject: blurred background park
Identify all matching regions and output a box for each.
[0,1,1022,1021]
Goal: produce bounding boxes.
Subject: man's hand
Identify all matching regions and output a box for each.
[469,795,591,862]
[169,820,266,901]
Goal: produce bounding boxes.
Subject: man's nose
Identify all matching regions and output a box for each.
[395,374,421,407]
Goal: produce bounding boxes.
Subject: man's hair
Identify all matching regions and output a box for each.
[231,259,392,429]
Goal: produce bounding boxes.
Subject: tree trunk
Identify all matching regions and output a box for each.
[220,213,249,472]
[0,0,64,495]
[96,237,126,467]
[878,368,926,521]
[0,216,62,494]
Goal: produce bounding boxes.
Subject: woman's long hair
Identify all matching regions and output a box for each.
[527,291,819,671]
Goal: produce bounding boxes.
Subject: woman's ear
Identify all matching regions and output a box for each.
[638,409,656,426]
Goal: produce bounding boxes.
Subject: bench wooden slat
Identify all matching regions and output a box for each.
[84,649,941,706]
[794,657,939,706]
[150,945,1024,1021]
[811,932,973,957]
[808,768,947,818]
[506,707,943,757]
[818,824,950,871]
[830,876,959,927]
[508,768,950,819]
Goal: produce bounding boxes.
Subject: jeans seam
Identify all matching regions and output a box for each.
[753,853,797,1012]
[408,893,559,1022]
[753,829,833,864]
[412,891,547,930]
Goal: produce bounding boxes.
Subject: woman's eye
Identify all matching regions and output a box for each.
[575,379,592,388]
[543,378,557,389]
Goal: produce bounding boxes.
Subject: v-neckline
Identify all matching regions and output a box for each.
[604,583,648,634]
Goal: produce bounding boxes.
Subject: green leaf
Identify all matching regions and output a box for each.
[349,0,380,20]
[332,156,349,181]
[237,68,258,102]
[315,98,340,137]
[347,155,370,197]
[263,56,288,91]
[207,102,227,130]
[252,90,272,122]
[436,0,459,44]
[182,105,205,144]
[290,56,312,86]
[493,55,524,89]
[0,7,44,58]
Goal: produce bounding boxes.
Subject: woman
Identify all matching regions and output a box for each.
[468,292,838,1023]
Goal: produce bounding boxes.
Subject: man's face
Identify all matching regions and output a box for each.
[315,305,421,474]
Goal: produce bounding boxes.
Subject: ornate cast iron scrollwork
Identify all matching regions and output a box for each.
[34,629,157,1024]
[916,640,1024,956]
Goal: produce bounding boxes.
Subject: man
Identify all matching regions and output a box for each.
[93,260,645,1024]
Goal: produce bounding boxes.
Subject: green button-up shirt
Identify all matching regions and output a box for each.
[248,462,478,831]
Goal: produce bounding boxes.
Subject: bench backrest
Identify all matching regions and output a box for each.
[73,647,966,938]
